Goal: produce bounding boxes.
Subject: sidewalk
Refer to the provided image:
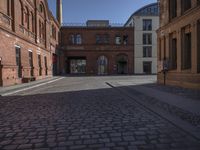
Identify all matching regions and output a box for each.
[0,76,61,96]
[108,81,200,139]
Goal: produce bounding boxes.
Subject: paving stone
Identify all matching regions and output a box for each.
[0,76,200,149]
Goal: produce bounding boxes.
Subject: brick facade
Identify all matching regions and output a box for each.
[157,0,200,89]
[59,27,134,75]
[0,0,60,86]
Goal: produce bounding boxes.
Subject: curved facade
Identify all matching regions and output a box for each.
[125,3,159,74]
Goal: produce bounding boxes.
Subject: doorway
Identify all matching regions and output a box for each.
[143,61,152,74]
[97,56,108,75]
[116,55,128,74]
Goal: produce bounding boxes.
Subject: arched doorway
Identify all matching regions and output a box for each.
[97,56,108,75]
[116,54,128,74]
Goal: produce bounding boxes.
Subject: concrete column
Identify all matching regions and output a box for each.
[191,21,198,73]
[177,29,182,72]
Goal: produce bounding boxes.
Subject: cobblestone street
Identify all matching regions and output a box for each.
[0,76,200,150]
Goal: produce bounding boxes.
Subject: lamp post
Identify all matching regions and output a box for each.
[162,57,168,85]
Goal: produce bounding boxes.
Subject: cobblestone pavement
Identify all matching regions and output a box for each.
[0,76,200,150]
[146,84,200,101]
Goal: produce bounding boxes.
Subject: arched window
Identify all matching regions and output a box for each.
[97,56,108,75]
[76,34,82,44]
[18,0,23,25]
[30,12,35,33]
[24,7,29,29]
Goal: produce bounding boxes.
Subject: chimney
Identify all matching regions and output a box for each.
[56,0,63,25]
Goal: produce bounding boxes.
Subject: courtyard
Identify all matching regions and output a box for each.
[0,76,200,150]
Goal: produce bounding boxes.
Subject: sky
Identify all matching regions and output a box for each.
[48,0,157,24]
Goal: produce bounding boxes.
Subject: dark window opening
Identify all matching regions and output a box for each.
[181,0,191,13]
[182,32,191,69]
[16,47,22,78]
[38,54,42,76]
[143,19,152,31]
[169,0,177,19]
[169,36,177,70]
[143,46,152,57]
[143,33,152,45]
[29,51,34,76]
[123,35,128,45]
[197,20,200,73]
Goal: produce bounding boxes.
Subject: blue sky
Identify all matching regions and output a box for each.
[48,0,157,24]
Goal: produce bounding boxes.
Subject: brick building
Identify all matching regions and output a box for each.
[59,21,134,75]
[0,0,60,86]
[157,0,200,89]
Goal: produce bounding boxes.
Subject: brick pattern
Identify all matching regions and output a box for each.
[0,0,60,86]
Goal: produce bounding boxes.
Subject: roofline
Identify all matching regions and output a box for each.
[124,2,158,26]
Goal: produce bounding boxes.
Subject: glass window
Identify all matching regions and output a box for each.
[143,46,152,57]
[123,35,128,45]
[143,33,152,45]
[169,0,177,19]
[98,56,108,75]
[143,19,152,31]
[115,36,121,45]
[76,34,82,44]
[181,0,191,13]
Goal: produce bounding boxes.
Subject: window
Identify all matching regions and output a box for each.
[143,62,152,74]
[51,25,57,40]
[181,0,191,13]
[76,34,82,44]
[96,34,109,44]
[70,34,82,45]
[143,19,152,31]
[198,0,200,5]
[15,47,22,78]
[103,34,109,44]
[123,35,128,45]
[143,46,152,57]
[24,7,29,29]
[31,12,35,33]
[115,36,121,45]
[197,20,200,73]
[70,59,86,74]
[29,51,34,76]
[181,31,191,70]
[143,33,152,45]
[38,54,42,76]
[169,0,177,19]
[98,56,108,75]
[44,56,48,75]
[169,36,177,70]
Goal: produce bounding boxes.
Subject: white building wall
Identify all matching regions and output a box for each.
[126,15,159,74]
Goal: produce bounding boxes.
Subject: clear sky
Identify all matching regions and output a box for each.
[48,0,157,24]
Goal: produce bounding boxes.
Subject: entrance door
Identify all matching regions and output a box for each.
[116,55,128,74]
[98,56,108,75]
[143,61,152,74]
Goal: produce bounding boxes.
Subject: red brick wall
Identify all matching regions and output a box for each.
[60,27,134,75]
[0,0,60,86]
